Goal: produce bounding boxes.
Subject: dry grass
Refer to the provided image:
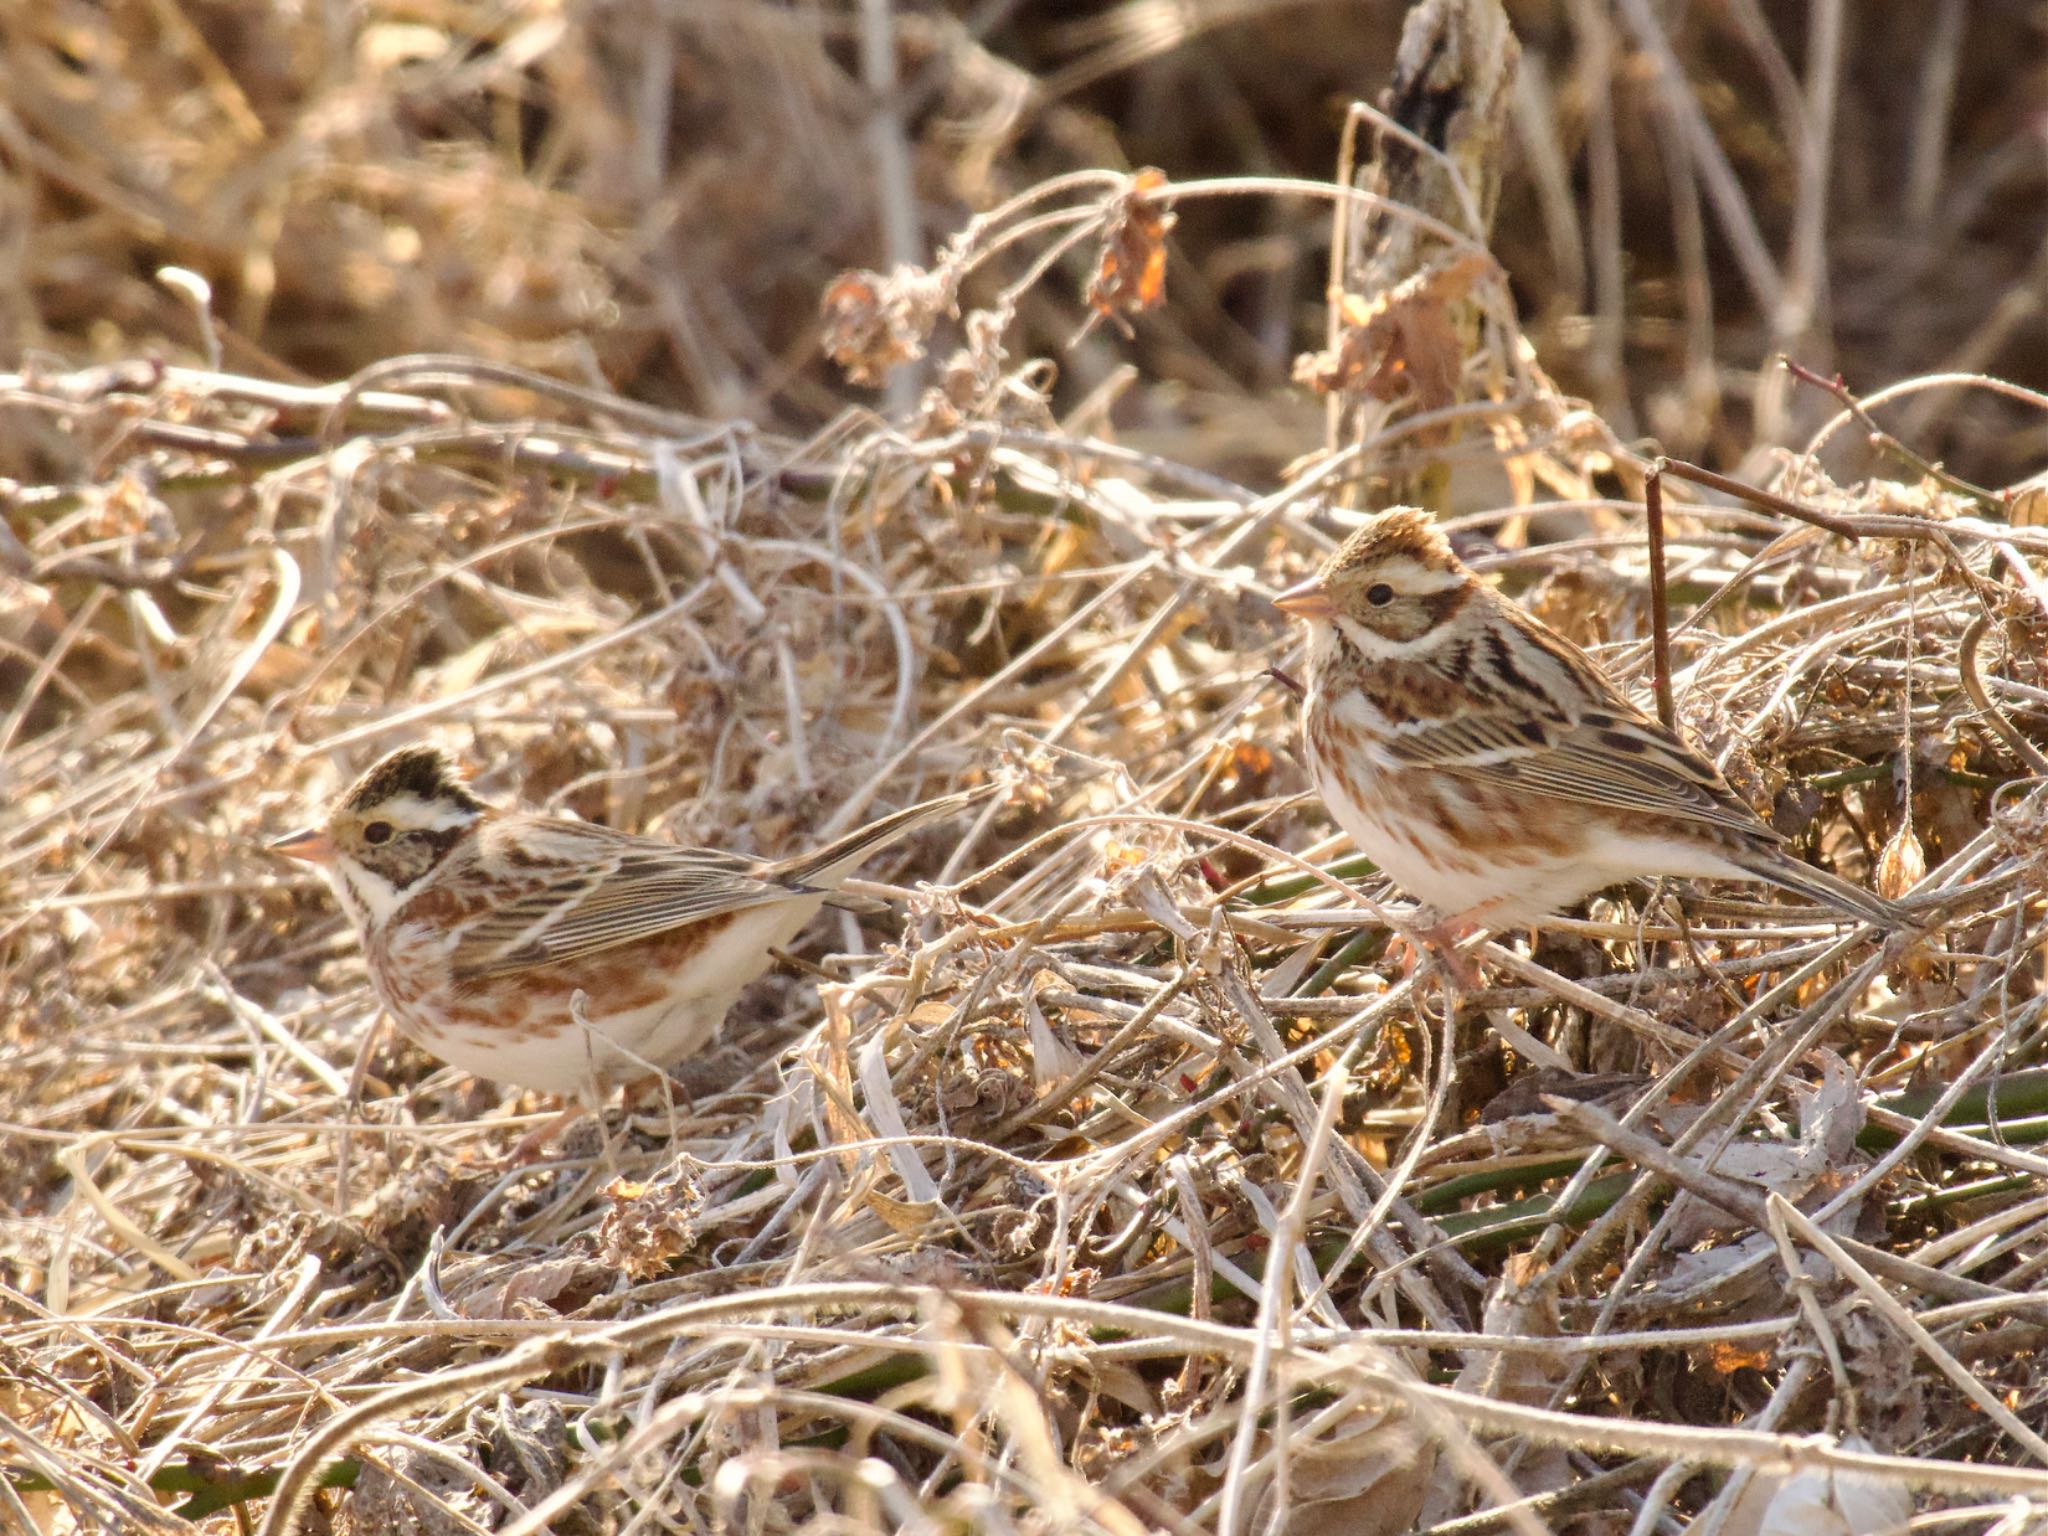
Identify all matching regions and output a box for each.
[6,4,2048,1535]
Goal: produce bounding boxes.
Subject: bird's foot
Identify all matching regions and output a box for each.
[1386,910,1485,991]
[499,1101,593,1169]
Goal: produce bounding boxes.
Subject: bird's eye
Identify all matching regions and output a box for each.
[1366,583,1395,607]
[362,821,394,845]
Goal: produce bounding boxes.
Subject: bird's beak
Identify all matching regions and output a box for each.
[269,827,337,865]
[1272,576,1335,619]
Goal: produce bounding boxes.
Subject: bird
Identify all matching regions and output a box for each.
[270,742,986,1106]
[1272,507,1910,955]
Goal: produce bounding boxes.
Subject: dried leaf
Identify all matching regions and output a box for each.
[1023,984,1083,1084]
[820,264,945,384]
[1258,1407,1435,1536]
[1426,1255,1569,1513]
[464,1255,607,1319]
[1294,250,1491,416]
[2011,485,2048,527]
[597,1170,704,1280]
[865,1187,940,1237]
[1720,1435,1912,1536]
[1876,818,1925,901]
[1708,1341,1776,1375]
[1087,168,1174,319]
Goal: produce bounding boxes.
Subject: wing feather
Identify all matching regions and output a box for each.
[444,786,988,981]
[450,821,810,980]
[1384,705,1777,839]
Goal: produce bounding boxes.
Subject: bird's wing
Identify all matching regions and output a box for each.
[1383,704,1778,840]
[448,820,810,980]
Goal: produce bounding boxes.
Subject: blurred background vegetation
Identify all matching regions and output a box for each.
[3,1,2042,484]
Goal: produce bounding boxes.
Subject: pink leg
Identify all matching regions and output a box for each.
[499,1075,646,1168]
[1388,896,1530,991]
[1418,915,1486,989]
[1379,912,1483,989]
[501,1100,588,1167]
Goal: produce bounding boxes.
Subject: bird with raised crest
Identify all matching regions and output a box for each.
[1273,508,1911,965]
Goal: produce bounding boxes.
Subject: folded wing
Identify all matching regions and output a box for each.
[451,821,811,980]
[1384,705,1777,841]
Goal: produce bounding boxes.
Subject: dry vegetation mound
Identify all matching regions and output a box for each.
[5,3,2048,1534]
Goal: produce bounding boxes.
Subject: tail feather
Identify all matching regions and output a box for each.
[1731,847,1916,929]
[772,782,1000,889]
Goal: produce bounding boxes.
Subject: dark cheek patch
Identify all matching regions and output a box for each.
[1362,584,1466,644]
[1424,587,1467,627]
[368,825,469,888]
[414,825,466,868]
[1358,602,1428,644]
[1386,585,1467,643]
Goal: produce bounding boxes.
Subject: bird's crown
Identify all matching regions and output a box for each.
[341,744,485,817]
[1320,506,1461,580]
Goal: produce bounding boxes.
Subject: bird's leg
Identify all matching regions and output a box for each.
[595,1108,625,1182]
[1420,916,1486,990]
[611,1071,682,1162]
[499,1073,640,1172]
[500,1099,590,1168]
[1382,908,1485,990]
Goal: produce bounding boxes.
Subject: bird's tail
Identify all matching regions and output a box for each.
[1730,847,1918,930]
[775,781,1002,891]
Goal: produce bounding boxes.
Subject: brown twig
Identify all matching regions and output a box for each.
[1644,463,1676,729]
[1653,453,1999,600]
[1958,614,2048,777]
[1780,355,2000,508]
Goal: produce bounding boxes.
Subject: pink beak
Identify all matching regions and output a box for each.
[1272,576,1335,619]
[269,827,337,865]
